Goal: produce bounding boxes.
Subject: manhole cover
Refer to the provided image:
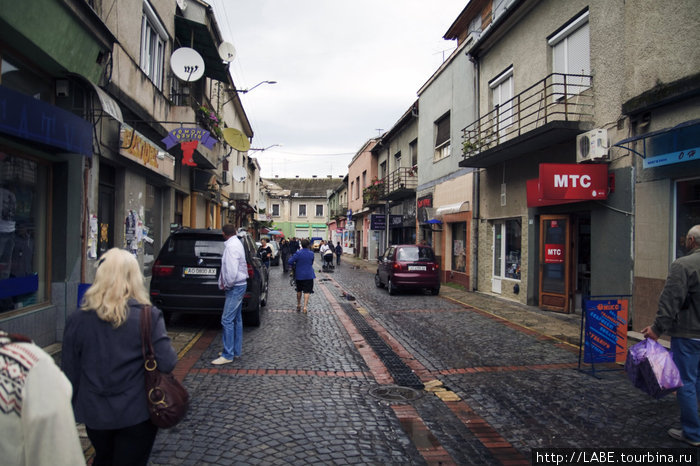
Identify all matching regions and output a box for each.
[368,385,424,403]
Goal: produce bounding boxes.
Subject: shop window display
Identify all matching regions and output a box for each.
[0,155,48,313]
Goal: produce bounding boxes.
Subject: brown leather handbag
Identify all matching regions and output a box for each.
[140,306,189,428]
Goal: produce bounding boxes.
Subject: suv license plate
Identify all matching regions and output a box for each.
[408,265,427,271]
[184,267,217,276]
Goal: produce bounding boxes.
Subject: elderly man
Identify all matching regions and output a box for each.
[642,224,700,446]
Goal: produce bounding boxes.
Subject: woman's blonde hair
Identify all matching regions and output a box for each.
[80,248,151,327]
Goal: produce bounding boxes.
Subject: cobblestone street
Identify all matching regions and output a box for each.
[143,256,686,465]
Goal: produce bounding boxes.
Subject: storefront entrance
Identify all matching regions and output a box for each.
[538,213,590,313]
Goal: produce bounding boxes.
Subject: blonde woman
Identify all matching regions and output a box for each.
[62,248,177,466]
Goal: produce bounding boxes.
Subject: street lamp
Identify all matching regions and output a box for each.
[222,81,277,105]
[249,144,281,152]
[235,80,277,94]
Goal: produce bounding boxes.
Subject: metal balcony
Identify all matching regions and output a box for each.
[460,73,594,168]
[380,167,417,201]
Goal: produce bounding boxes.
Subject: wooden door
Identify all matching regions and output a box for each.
[539,215,572,313]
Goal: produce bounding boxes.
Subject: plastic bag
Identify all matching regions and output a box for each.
[625,338,683,399]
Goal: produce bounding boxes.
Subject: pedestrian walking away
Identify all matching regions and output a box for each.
[335,241,343,265]
[258,237,272,270]
[288,237,300,255]
[288,238,316,313]
[1,330,85,466]
[641,224,700,447]
[213,224,248,365]
[61,248,178,466]
[280,238,290,273]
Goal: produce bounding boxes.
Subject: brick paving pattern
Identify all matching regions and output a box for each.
[73,255,689,464]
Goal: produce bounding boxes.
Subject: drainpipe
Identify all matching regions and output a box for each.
[469,52,480,291]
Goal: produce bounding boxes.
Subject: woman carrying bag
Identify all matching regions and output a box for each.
[62,248,178,466]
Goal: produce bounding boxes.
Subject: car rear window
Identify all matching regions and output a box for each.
[397,246,435,262]
[168,237,224,258]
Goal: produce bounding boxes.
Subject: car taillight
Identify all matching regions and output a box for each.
[247,263,254,278]
[393,263,402,272]
[433,263,439,270]
[152,260,175,277]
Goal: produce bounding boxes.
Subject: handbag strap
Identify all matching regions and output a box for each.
[140,305,156,362]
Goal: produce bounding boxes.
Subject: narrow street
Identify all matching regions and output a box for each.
[134,256,688,465]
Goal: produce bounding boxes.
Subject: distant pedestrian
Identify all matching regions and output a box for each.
[288,238,316,313]
[280,238,291,273]
[213,224,248,365]
[62,248,178,466]
[288,237,299,254]
[1,330,85,465]
[335,241,343,265]
[642,224,700,447]
[258,238,272,269]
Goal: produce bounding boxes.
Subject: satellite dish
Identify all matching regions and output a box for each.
[257,200,266,210]
[170,47,205,82]
[218,42,237,62]
[222,128,251,152]
[232,166,247,183]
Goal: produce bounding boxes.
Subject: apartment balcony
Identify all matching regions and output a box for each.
[459,73,594,168]
[330,203,349,221]
[363,182,385,208]
[380,167,417,201]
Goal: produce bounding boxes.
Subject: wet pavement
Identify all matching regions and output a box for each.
[73,254,691,464]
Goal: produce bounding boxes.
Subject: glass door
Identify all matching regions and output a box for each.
[539,215,571,313]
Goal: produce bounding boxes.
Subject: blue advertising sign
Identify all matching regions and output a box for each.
[370,214,386,230]
[0,85,92,156]
[583,299,628,364]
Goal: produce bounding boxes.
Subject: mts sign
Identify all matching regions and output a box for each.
[539,163,608,201]
[544,243,565,263]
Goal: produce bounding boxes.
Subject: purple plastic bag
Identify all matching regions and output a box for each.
[625,338,683,399]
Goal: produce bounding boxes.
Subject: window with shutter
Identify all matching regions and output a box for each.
[434,113,451,161]
[549,11,590,100]
[490,67,514,136]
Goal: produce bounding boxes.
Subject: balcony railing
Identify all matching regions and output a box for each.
[363,181,385,207]
[380,166,417,200]
[462,73,593,160]
[330,203,348,220]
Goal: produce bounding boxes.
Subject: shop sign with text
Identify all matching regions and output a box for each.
[120,125,175,180]
[528,164,608,207]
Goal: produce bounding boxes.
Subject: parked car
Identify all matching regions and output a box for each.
[150,228,268,326]
[311,237,323,252]
[375,244,440,295]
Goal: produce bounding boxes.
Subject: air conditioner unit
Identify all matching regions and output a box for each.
[576,128,609,163]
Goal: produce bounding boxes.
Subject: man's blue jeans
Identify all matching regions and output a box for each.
[671,337,700,442]
[221,284,246,360]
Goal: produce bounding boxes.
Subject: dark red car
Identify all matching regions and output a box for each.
[375,244,440,295]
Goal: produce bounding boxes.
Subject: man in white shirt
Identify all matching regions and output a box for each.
[213,224,248,365]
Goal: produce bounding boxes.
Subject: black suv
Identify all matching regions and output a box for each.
[149,228,268,326]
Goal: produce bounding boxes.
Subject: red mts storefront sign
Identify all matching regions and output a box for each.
[538,163,608,201]
[544,243,565,263]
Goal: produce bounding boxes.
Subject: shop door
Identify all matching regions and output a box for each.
[539,215,572,313]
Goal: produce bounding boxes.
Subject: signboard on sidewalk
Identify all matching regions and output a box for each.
[583,298,628,364]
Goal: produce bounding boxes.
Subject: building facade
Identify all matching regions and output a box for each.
[0,0,259,345]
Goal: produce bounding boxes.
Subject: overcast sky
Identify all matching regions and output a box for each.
[208,0,467,179]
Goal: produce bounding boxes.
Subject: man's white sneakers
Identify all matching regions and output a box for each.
[211,356,233,365]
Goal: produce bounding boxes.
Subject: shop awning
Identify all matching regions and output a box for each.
[91,82,123,122]
[174,16,230,83]
[614,119,700,163]
[435,201,470,217]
